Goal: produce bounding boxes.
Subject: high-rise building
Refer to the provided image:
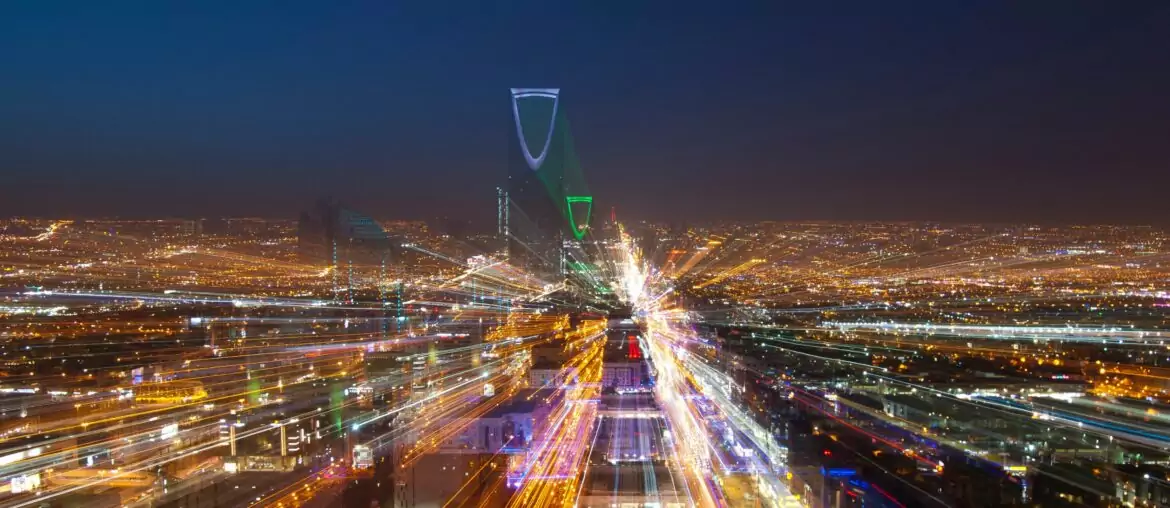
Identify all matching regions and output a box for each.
[507,88,594,278]
[296,200,337,266]
[508,88,564,277]
[181,219,200,237]
[298,200,388,263]
[297,198,393,301]
[496,187,509,241]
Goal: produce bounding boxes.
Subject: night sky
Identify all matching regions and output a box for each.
[2,2,1169,224]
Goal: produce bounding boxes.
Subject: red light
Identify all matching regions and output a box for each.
[823,450,832,457]
[627,335,641,359]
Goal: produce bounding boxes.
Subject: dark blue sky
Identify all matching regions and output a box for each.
[2,1,1169,223]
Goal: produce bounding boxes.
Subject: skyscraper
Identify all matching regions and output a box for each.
[507,88,565,276]
[297,198,393,302]
[506,88,593,278]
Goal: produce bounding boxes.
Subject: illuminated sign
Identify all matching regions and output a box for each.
[1004,465,1028,475]
[0,447,42,467]
[821,467,857,478]
[10,473,41,493]
[353,445,373,469]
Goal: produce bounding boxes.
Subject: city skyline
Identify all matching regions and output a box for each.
[2,2,1169,223]
[1,5,1169,507]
